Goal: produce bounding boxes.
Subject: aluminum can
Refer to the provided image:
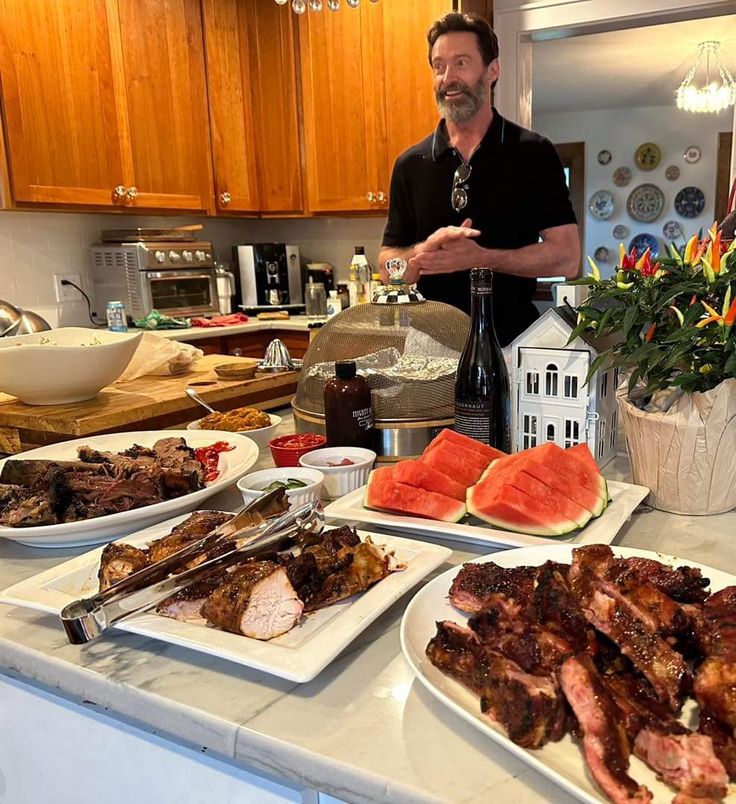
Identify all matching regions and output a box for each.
[106,300,128,332]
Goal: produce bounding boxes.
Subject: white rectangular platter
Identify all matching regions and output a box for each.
[400,545,734,804]
[0,512,451,683]
[324,480,649,549]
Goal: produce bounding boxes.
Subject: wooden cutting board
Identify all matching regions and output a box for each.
[0,354,298,454]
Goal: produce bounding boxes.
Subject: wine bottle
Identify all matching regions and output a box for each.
[454,268,511,450]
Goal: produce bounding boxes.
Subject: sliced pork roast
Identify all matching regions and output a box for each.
[201,561,303,640]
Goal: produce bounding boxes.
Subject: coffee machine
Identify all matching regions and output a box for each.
[233,243,303,311]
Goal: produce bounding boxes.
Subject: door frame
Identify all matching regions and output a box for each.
[716,131,734,222]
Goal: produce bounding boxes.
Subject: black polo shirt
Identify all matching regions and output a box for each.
[382,109,576,346]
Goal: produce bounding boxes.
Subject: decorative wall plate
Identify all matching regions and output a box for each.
[612,166,631,187]
[626,183,665,223]
[683,145,701,164]
[612,224,629,239]
[629,232,659,258]
[674,186,705,218]
[662,220,682,240]
[634,142,661,171]
[665,165,680,181]
[588,189,615,220]
[597,149,612,165]
[593,246,610,262]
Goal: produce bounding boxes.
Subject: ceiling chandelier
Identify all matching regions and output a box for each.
[676,41,736,114]
[274,0,378,12]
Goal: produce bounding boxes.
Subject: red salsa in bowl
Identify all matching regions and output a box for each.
[269,433,326,467]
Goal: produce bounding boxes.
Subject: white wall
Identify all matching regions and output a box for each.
[0,211,386,327]
[535,104,730,277]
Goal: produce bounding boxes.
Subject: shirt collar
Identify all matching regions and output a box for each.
[430,107,505,162]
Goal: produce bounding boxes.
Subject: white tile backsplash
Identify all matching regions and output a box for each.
[0,210,388,327]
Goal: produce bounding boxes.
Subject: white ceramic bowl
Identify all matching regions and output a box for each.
[188,412,282,450]
[299,447,376,499]
[237,467,325,511]
[0,327,142,405]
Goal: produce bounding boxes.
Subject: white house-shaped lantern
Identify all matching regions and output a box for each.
[508,306,619,467]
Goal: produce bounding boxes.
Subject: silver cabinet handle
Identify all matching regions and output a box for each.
[366,191,376,203]
[377,191,386,204]
[219,191,231,206]
[113,185,127,201]
[126,186,138,201]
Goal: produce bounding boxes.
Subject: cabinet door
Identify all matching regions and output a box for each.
[246,0,303,214]
[298,6,386,213]
[380,0,451,189]
[0,0,128,206]
[202,0,259,214]
[113,0,214,211]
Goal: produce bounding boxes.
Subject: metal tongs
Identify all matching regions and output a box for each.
[60,489,324,645]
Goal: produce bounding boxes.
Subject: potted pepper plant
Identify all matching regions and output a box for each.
[570,225,736,514]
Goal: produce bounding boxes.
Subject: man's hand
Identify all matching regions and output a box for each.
[414,218,481,256]
[410,236,487,274]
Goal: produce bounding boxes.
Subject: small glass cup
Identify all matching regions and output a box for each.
[305,281,327,321]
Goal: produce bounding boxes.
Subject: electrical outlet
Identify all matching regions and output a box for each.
[54,273,82,303]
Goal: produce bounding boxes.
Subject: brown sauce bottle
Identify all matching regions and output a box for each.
[323,361,374,448]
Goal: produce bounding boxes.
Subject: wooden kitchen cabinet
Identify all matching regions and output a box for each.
[0,0,213,211]
[297,0,451,214]
[203,0,303,214]
[0,0,128,206]
[113,0,213,212]
[180,330,310,360]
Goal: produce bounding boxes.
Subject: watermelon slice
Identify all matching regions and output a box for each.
[422,440,490,486]
[467,481,579,536]
[365,470,466,522]
[567,443,600,475]
[428,429,507,463]
[472,463,592,531]
[391,459,467,501]
[484,443,607,518]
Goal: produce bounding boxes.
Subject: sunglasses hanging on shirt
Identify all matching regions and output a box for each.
[451,163,472,213]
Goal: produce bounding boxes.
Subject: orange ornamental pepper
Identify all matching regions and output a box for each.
[635,247,651,271]
[696,316,720,329]
[710,231,722,273]
[725,297,736,329]
[645,323,657,341]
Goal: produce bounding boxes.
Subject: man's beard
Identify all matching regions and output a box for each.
[436,76,488,123]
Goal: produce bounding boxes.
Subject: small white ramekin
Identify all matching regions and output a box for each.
[236,466,324,511]
[298,447,376,499]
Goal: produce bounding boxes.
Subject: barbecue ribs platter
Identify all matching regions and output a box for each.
[402,544,736,804]
[0,430,259,548]
[98,512,405,641]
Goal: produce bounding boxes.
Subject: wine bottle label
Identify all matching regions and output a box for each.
[353,406,374,431]
[454,400,492,444]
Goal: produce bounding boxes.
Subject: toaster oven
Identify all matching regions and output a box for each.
[91,240,220,319]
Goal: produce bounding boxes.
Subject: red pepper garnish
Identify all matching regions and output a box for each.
[195,441,235,483]
[645,323,657,342]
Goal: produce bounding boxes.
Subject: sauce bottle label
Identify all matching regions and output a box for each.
[353,407,374,431]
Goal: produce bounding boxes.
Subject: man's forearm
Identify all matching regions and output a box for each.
[482,240,579,280]
[378,245,421,284]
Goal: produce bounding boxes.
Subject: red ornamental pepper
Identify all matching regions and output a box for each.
[690,294,698,306]
[645,323,657,342]
[621,248,637,271]
[194,441,235,483]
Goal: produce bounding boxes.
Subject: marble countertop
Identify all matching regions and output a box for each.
[133,316,313,342]
[1,415,735,803]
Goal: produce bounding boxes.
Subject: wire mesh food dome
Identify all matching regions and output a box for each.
[293,274,470,458]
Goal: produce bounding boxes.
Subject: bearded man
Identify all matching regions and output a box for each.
[378,12,580,345]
